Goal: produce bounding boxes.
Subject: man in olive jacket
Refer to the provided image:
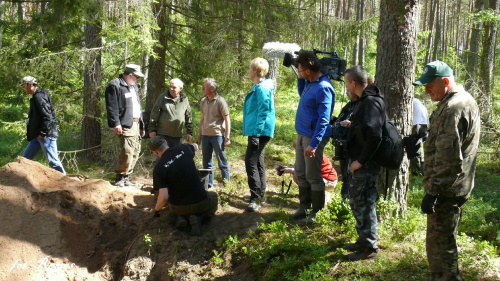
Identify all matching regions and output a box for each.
[105,64,145,187]
[415,61,480,281]
[148,78,193,147]
[20,76,66,174]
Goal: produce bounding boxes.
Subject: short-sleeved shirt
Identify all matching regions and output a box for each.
[200,94,229,136]
[413,98,429,125]
[153,144,207,205]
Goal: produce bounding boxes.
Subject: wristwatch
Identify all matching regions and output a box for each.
[225,137,230,142]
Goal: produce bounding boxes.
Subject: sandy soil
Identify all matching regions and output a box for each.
[0,157,296,281]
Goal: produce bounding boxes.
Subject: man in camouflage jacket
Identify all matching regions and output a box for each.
[414,61,480,281]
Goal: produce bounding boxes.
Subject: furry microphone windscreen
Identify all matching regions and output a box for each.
[262,42,301,60]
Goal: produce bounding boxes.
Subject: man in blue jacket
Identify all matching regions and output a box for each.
[290,50,334,224]
[20,76,66,174]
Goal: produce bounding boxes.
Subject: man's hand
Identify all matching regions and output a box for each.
[304,146,316,158]
[140,130,145,138]
[250,136,259,149]
[195,136,201,145]
[114,125,123,135]
[149,131,156,138]
[224,138,231,147]
[340,120,351,128]
[350,160,363,174]
[186,134,192,143]
[421,193,438,214]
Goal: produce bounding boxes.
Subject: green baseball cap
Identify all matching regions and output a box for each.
[414,61,453,86]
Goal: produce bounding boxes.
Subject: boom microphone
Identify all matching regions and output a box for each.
[262,42,301,60]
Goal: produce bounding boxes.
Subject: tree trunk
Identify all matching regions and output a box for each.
[432,0,440,61]
[465,0,484,92]
[376,0,421,214]
[145,0,168,112]
[81,0,102,159]
[0,1,4,49]
[478,0,499,124]
[425,0,436,64]
[357,0,366,65]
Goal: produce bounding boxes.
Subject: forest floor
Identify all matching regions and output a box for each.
[0,156,302,281]
[1,157,499,281]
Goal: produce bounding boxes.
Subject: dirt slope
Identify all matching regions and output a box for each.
[0,157,287,281]
[0,157,154,280]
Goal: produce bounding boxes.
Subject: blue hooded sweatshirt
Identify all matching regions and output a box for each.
[295,73,335,148]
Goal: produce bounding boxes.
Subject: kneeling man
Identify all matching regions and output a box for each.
[148,136,218,235]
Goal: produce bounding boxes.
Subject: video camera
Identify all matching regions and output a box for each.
[283,49,347,81]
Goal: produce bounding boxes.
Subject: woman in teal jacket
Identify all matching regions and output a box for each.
[242,57,276,212]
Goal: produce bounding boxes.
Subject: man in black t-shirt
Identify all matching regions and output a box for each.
[148,136,218,235]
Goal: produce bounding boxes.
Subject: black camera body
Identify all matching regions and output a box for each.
[283,49,347,81]
[330,115,349,161]
[332,138,348,161]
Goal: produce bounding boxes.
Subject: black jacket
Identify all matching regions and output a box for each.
[26,88,59,141]
[105,75,144,129]
[347,84,386,165]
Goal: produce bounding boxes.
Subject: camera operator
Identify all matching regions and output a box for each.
[343,65,386,261]
[330,90,358,202]
[290,50,335,225]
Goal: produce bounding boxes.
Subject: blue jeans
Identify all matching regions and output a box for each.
[202,136,230,188]
[23,137,66,174]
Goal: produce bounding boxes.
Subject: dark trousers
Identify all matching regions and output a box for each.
[245,136,271,200]
[348,160,380,250]
[426,197,463,281]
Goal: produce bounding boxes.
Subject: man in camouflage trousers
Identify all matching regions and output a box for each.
[414,61,480,281]
[343,65,386,261]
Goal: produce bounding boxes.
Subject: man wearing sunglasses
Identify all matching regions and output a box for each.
[105,64,145,187]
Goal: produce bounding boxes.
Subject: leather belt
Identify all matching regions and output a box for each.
[133,118,140,122]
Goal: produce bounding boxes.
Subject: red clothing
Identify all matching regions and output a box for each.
[322,154,338,181]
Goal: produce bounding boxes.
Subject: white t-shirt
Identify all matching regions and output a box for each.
[413,98,428,125]
[129,86,142,119]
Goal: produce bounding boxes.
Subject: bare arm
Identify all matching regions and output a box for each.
[223,114,231,146]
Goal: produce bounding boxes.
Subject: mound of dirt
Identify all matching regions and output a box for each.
[0,157,294,281]
[0,157,154,281]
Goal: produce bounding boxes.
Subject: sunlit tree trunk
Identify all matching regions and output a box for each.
[145,0,168,112]
[478,0,499,124]
[465,0,484,93]
[82,0,102,159]
[376,0,421,214]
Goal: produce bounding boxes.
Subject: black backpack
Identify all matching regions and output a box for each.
[373,118,404,170]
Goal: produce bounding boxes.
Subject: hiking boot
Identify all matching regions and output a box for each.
[347,249,378,261]
[114,175,126,187]
[290,206,309,220]
[246,201,261,212]
[291,187,312,220]
[297,190,324,224]
[344,241,363,251]
[189,215,202,236]
[297,211,317,225]
[175,216,188,229]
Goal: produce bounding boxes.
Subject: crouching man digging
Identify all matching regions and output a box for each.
[148,136,218,235]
